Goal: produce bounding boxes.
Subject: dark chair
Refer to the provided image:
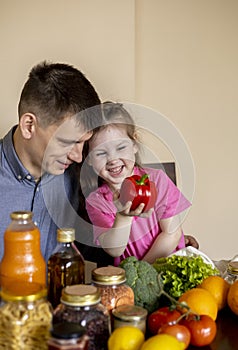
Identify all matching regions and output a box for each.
[75,162,176,267]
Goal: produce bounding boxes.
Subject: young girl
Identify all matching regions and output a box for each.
[81,102,192,266]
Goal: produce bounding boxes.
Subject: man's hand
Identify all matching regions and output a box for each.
[184,235,199,249]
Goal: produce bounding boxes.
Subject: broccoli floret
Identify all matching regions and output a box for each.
[119,256,162,313]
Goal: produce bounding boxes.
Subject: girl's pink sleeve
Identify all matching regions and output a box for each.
[86,200,115,244]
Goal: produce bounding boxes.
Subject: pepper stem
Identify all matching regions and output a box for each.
[136,174,149,185]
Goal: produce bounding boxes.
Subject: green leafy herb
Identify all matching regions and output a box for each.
[153,255,219,299]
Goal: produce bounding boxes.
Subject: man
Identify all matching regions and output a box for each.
[0,61,101,262]
[0,61,198,265]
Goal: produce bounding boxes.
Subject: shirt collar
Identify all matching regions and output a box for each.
[2,126,52,183]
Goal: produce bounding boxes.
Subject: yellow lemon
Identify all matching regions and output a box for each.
[199,275,230,310]
[178,287,218,320]
[108,326,145,350]
[140,334,186,350]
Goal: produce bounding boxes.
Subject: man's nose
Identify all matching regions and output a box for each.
[67,143,83,163]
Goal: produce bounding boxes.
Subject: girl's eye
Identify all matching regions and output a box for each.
[95,151,106,157]
[117,145,126,151]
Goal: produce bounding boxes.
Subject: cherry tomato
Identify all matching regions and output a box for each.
[181,314,217,347]
[158,323,191,349]
[147,306,181,335]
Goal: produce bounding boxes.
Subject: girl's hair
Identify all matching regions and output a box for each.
[79,101,142,197]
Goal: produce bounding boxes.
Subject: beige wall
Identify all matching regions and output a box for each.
[1,0,237,260]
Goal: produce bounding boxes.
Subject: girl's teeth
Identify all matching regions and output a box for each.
[109,166,122,173]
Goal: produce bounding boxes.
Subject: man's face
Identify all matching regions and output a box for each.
[35,117,92,175]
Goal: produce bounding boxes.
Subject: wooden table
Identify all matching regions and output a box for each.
[188,307,238,350]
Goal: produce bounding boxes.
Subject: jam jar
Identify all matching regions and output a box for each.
[112,304,148,334]
[47,323,89,350]
[0,286,52,350]
[52,284,110,350]
[91,266,134,313]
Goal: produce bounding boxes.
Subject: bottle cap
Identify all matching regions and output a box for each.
[10,211,33,220]
[57,228,75,242]
[61,284,101,306]
[91,266,126,285]
[51,323,86,339]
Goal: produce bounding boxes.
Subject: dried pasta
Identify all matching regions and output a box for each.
[0,298,52,350]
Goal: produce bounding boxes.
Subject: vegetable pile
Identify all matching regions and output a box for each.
[119,256,162,313]
[153,255,219,299]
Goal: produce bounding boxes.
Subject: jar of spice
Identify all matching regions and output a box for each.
[0,286,52,350]
[91,266,134,313]
[0,211,46,294]
[53,284,110,350]
[47,323,89,350]
[112,304,148,334]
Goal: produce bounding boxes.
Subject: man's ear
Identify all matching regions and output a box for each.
[19,113,37,140]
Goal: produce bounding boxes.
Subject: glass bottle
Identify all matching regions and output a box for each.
[47,228,85,309]
[0,211,46,294]
[47,323,89,350]
[53,284,111,350]
[0,286,52,350]
[91,266,134,313]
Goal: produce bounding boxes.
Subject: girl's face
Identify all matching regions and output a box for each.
[88,125,138,190]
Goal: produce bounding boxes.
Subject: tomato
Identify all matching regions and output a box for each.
[119,174,157,212]
[158,324,191,349]
[181,314,217,347]
[147,306,181,335]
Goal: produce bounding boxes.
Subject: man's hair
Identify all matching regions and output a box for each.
[18,61,101,130]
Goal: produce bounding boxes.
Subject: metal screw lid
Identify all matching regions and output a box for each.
[10,211,33,220]
[112,304,148,321]
[227,261,238,275]
[0,282,47,302]
[57,228,75,243]
[91,266,126,285]
[61,284,101,306]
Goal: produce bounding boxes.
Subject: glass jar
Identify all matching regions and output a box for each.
[48,228,85,309]
[91,266,134,313]
[112,304,148,334]
[0,211,46,294]
[53,284,110,350]
[47,323,89,350]
[0,287,52,350]
[224,261,238,284]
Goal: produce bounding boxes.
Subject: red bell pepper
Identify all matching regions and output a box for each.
[119,174,157,212]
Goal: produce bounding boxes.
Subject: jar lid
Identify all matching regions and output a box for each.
[10,211,33,220]
[228,261,238,274]
[0,283,47,302]
[57,228,75,242]
[91,266,126,285]
[61,284,101,306]
[112,304,148,321]
[51,323,86,339]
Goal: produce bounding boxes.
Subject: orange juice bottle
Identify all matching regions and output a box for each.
[0,211,46,294]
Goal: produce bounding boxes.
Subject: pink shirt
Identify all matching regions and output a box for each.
[86,166,191,266]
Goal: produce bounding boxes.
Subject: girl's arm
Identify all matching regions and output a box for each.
[98,211,133,257]
[142,214,183,264]
[98,199,152,257]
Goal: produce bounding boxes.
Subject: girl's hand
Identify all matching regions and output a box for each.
[113,190,154,218]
